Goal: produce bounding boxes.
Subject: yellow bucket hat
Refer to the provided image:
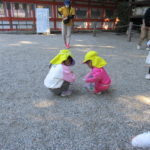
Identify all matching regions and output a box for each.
[50,49,73,64]
[83,51,107,68]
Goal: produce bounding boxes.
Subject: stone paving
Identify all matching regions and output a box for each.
[0,32,150,150]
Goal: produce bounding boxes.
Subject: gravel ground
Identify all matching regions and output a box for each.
[0,32,150,150]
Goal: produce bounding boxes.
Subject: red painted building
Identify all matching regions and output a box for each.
[0,0,119,32]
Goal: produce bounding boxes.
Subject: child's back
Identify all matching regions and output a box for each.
[44,64,64,89]
[44,49,75,96]
[92,67,111,85]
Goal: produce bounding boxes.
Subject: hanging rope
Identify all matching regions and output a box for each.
[93,22,142,42]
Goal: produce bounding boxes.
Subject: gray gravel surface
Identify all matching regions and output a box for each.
[0,32,150,150]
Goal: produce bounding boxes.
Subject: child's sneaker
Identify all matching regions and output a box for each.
[145,74,150,80]
[65,43,68,48]
[67,44,70,49]
[65,44,70,49]
[61,90,72,96]
[137,45,141,50]
[146,47,150,51]
[95,92,102,95]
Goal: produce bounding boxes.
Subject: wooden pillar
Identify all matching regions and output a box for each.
[93,22,96,37]
[6,2,13,30]
[33,4,36,31]
[53,4,57,30]
[101,8,105,29]
[3,1,7,17]
[87,0,91,30]
[128,22,133,42]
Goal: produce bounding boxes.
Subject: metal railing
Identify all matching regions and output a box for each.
[0,22,36,32]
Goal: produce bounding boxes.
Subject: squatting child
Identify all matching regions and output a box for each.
[44,49,76,96]
[83,51,111,94]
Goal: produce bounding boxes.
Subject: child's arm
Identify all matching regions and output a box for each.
[63,66,76,82]
[84,72,93,80]
[86,71,101,83]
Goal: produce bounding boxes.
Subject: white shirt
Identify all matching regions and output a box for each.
[44,64,64,89]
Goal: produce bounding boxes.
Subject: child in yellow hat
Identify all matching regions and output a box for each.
[83,51,111,94]
[44,49,76,96]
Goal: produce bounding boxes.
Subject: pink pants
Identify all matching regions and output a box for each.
[95,85,110,93]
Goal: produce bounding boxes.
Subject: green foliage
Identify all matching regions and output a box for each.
[115,2,130,32]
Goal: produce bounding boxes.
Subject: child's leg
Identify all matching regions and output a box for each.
[50,88,61,95]
[66,25,72,46]
[138,25,147,46]
[148,67,150,74]
[49,81,70,96]
[62,23,67,44]
[95,85,110,93]
[60,81,72,96]
[60,81,70,92]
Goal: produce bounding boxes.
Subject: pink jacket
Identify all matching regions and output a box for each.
[85,67,111,92]
[62,64,76,82]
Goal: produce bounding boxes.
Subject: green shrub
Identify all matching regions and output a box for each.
[115,2,130,32]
